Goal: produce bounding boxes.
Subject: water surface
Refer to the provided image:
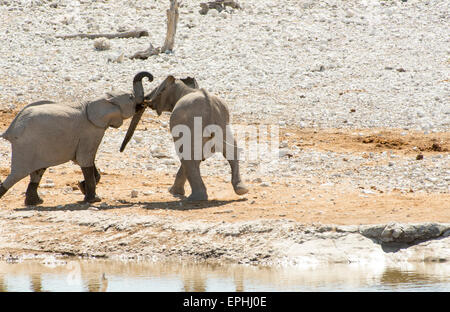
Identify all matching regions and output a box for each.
[1,260,449,292]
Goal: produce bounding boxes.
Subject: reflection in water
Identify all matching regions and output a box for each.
[85,273,109,292]
[0,276,5,292]
[0,260,449,292]
[30,274,42,292]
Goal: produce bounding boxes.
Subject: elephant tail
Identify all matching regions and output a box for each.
[201,88,212,116]
[1,125,14,141]
[1,130,11,142]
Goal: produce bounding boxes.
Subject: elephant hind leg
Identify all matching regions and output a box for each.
[0,183,7,199]
[183,160,208,201]
[1,169,30,199]
[169,164,186,196]
[221,130,249,196]
[227,159,249,196]
[1,145,35,200]
[25,168,46,206]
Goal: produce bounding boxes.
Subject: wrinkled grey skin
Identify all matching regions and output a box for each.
[0,72,153,205]
[121,75,249,201]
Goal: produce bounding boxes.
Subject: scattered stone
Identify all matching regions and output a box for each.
[41,183,55,188]
[108,52,124,63]
[94,38,111,51]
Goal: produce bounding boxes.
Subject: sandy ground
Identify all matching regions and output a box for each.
[0,107,449,265]
[1,104,449,225]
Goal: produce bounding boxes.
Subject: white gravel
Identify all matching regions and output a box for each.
[0,0,448,130]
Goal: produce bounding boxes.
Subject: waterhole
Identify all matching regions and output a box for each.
[1,259,449,292]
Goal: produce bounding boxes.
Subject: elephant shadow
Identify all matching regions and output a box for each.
[14,201,135,212]
[136,197,247,211]
[13,198,247,212]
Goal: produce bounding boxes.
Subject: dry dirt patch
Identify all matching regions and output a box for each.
[280,127,449,156]
[0,169,449,226]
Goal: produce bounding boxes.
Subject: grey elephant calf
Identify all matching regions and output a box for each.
[0,72,153,205]
[120,75,249,201]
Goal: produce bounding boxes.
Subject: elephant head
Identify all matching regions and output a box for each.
[120,75,199,152]
[87,71,153,129]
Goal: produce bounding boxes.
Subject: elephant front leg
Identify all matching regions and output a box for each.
[78,165,101,195]
[80,166,101,203]
[169,164,186,196]
[25,168,47,206]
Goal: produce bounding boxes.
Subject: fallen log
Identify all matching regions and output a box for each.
[56,29,149,40]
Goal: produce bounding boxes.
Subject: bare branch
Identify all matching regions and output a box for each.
[56,29,149,40]
[161,0,179,53]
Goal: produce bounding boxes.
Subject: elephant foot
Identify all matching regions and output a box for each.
[169,185,185,197]
[83,195,101,203]
[186,192,208,201]
[0,184,7,199]
[25,195,43,206]
[78,181,86,195]
[25,182,43,206]
[233,182,249,195]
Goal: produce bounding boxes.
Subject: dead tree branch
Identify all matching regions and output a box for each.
[130,43,160,60]
[161,0,179,53]
[56,29,149,40]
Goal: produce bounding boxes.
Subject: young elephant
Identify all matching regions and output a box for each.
[120,75,249,201]
[0,71,153,205]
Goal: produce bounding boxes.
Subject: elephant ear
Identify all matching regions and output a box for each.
[86,99,123,129]
[180,77,199,89]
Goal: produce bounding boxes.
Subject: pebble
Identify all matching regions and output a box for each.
[41,183,55,189]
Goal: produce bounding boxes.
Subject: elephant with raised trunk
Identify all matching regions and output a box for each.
[0,72,153,205]
[120,75,249,201]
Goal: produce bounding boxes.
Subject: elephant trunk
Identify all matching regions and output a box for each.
[133,71,154,104]
[120,72,154,153]
[120,106,145,152]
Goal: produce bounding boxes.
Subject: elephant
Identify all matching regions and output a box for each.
[0,71,153,205]
[120,75,249,201]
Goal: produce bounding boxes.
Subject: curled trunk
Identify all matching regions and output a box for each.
[120,75,158,152]
[133,72,153,104]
